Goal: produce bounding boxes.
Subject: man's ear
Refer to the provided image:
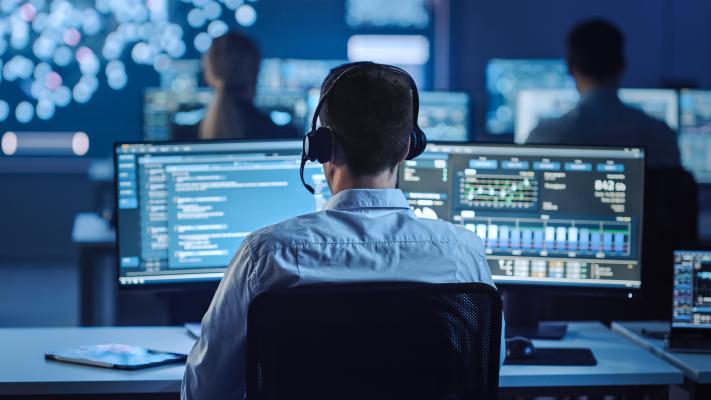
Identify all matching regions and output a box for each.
[329,135,345,166]
[401,135,412,162]
[566,59,577,78]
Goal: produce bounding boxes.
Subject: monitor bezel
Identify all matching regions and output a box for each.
[670,244,711,337]
[415,141,647,294]
[113,137,307,290]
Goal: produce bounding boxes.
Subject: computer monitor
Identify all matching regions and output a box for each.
[257,58,347,92]
[485,59,575,135]
[143,88,212,141]
[418,92,472,142]
[115,140,329,286]
[303,90,472,142]
[514,89,579,144]
[679,89,711,184]
[514,88,680,144]
[672,249,711,329]
[398,143,645,337]
[618,89,679,130]
[399,143,645,287]
[142,88,309,141]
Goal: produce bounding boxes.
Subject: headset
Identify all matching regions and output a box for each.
[299,62,427,194]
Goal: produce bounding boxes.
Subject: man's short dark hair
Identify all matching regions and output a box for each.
[567,18,625,82]
[319,62,413,177]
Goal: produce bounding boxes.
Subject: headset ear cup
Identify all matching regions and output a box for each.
[313,127,334,164]
[304,127,334,163]
[303,134,314,162]
[406,127,427,160]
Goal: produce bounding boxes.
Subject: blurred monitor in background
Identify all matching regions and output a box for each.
[199,31,299,140]
[485,59,574,135]
[679,90,711,184]
[515,88,679,144]
[525,18,680,169]
[418,92,471,142]
[143,88,309,141]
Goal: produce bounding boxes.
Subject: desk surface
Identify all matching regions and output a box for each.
[0,327,194,396]
[0,322,683,396]
[500,321,682,388]
[612,321,711,384]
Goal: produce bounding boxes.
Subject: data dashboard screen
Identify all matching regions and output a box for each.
[142,88,309,141]
[485,59,575,135]
[679,90,711,184]
[514,88,680,144]
[398,143,645,288]
[115,140,329,285]
[673,250,711,329]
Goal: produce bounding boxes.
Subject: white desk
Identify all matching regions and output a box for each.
[0,327,193,397]
[499,322,682,396]
[0,323,683,398]
[612,321,711,399]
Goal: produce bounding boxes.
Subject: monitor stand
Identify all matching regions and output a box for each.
[504,288,567,340]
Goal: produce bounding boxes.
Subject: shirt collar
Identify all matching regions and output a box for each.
[580,88,622,107]
[322,189,410,211]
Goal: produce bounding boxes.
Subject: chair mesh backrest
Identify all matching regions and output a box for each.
[247,282,502,400]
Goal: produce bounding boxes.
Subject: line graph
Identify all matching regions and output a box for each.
[458,173,538,209]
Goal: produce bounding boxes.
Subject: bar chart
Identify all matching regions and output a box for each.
[463,216,631,257]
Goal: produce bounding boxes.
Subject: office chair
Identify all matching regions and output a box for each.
[247,282,502,400]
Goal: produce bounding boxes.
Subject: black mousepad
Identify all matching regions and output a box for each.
[505,348,597,366]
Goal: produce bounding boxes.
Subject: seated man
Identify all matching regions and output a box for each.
[526,18,680,169]
[182,62,502,400]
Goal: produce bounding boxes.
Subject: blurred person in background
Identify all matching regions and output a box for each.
[526,18,680,168]
[199,31,299,140]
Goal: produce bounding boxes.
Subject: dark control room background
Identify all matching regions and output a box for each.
[1,0,710,326]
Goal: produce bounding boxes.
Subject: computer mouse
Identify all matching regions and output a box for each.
[506,336,535,360]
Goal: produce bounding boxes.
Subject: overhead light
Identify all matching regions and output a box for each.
[0,131,90,156]
[1,132,18,155]
[348,35,430,66]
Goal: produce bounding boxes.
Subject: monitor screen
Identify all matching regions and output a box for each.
[672,249,711,329]
[679,90,711,184]
[418,92,471,142]
[485,59,575,135]
[514,89,579,144]
[258,59,346,92]
[143,88,212,141]
[618,89,679,130]
[303,90,472,142]
[398,143,645,288]
[115,140,329,285]
[142,88,309,141]
[514,88,680,144]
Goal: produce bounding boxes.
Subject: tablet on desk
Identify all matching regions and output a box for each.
[45,343,187,370]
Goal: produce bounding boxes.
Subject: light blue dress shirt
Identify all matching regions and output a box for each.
[182,188,504,400]
[526,89,680,169]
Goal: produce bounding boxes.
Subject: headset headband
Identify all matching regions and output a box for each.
[300,62,426,194]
